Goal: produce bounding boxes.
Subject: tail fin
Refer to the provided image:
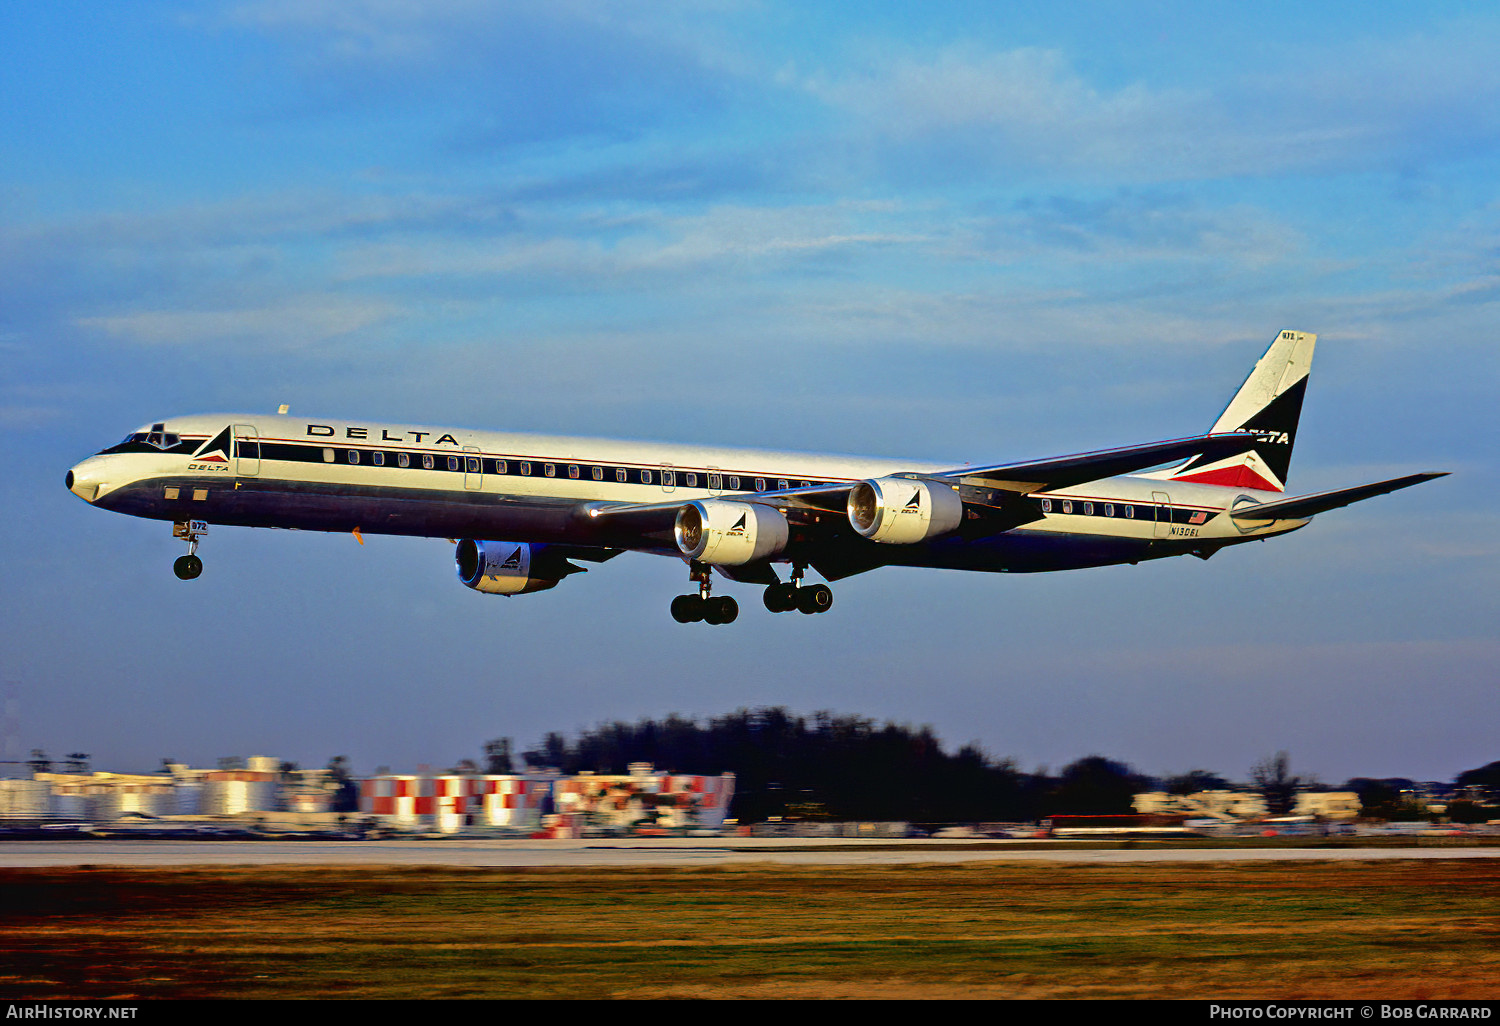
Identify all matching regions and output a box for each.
[1167,329,1316,492]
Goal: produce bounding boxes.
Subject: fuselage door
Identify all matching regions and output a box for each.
[1152,491,1172,538]
[463,446,483,491]
[234,424,260,477]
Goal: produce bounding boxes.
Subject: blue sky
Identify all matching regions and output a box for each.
[3,2,1495,786]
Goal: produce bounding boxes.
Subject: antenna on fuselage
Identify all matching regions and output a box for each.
[277,404,289,415]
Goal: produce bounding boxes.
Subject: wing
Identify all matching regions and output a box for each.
[584,431,1259,537]
[1229,472,1447,521]
[933,431,1258,493]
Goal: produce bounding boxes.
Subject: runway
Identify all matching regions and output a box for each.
[3,837,1498,868]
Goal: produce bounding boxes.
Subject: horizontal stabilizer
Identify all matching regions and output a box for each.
[1230,473,1447,521]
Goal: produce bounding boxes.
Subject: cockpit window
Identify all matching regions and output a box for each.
[98,426,187,456]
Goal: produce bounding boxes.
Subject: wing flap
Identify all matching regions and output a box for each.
[1230,472,1447,521]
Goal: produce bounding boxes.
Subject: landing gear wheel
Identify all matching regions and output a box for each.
[173,554,203,580]
[704,596,739,625]
[670,595,704,623]
[672,559,739,625]
[763,583,798,613]
[797,583,833,615]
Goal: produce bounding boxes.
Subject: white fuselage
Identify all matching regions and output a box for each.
[68,412,1304,576]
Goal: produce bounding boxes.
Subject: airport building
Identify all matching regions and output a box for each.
[357,763,736,836]
[548,763,736,837]
[0,756,344,826]
[1133,789,1271,821]
[1133,789,1363,822]
[0,755,735,837]
[359,773,556,833]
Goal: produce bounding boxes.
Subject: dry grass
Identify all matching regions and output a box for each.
[2,859,1498,999]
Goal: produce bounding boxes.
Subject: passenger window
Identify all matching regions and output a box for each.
[447,456,459,471]
[323,448,335,463]
[641,470,652,484]
[495,460,507,474]
[466,457,480,474]
[373,452,385,467]
[423,454,434,470]
[663,471,674,487]
[1125,506,1135,519]
[1084,502,1093,516]
[348,450,360,465]
[398,453,410,468]
[544,463,555,477]
[777,480,788,491]
[685,473,697,487]
[592,467,603,481]
[1104,503,1114,517]
[728,476,740,490]
[615,468,626,483]
[709,474,721,490]
[1041,498,1052,513]
[569,465,579,479]
[1062,500,1072,514]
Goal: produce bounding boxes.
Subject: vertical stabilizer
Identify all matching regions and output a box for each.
[1167,330,1316,492]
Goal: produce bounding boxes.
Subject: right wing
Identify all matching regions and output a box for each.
[583,432,1260,538]
[933,432,1259,494]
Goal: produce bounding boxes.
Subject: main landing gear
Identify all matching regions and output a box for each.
[172,520,206,580]
[762,563,833,615]
[671,561,738,625]
[670,562,835,624]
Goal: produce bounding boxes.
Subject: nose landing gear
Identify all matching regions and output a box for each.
[172,521,206,580]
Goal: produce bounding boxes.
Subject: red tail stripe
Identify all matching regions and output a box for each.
[1171,465,1282,492]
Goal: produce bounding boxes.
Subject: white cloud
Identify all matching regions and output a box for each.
[75,297,399,349]
[801,27,1500,182]
[334,201,932,283]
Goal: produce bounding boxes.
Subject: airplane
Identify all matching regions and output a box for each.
[66,329,1443,624]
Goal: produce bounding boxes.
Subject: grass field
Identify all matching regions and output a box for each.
[2,859,1498,999]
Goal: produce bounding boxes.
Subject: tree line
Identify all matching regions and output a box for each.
[487,707,1498,824]
[509,707,1160,822]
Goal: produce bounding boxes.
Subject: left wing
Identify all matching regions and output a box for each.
[1229,472,1447,521]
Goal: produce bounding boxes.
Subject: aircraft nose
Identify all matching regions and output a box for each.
[67,459,105,502]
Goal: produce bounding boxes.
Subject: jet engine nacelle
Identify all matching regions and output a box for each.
[847,477,964,544]
[455,540,574,596]
[674,499,790,565]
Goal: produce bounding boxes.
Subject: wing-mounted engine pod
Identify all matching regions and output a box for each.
[674,499,790,565]
[848,477,964,544]
[455,539,565,595]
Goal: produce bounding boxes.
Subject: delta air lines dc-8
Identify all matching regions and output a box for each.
[67,330,1443,624]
